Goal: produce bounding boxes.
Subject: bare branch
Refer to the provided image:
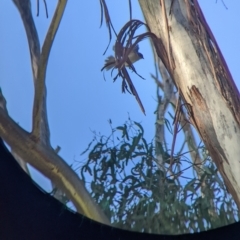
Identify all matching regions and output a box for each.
[32,0,68,142]
[5,0,110,224]
[0,87,30,174]
[12,0,40,82]
[0,109,109,224]
[12,0,50,145]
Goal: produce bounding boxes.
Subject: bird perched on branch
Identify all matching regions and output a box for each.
[103,44,144,71]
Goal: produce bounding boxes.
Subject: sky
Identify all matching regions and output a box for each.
[0,0,239,219]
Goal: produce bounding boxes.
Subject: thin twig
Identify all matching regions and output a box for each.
[37,0,49,18]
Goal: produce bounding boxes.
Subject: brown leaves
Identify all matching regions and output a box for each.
[100,7,170,115]
[99,0,117,54]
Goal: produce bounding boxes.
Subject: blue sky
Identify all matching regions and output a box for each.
[0,1,239,200]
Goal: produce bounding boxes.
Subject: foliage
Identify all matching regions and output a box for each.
[80,118,239,234]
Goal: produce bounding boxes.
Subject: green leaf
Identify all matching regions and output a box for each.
[142,137,148,151]
[164,118,173,134]
[116,124,129,140]
[119,182,123,191]
[86,165,92,176]
[80,138,95,155]
[184,178,197,195]
[134,121,144,135]
[168,111,175,120]
[203,166,213,175]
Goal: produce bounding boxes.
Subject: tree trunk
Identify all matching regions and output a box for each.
[138,0,240,208]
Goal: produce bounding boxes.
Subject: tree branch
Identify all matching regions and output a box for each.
[12,0,50,145]
[8,0,110,224]
[0,109,109,224]
[32,0,68,142]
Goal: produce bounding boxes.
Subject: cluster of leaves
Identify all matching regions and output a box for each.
[80,118,239,234]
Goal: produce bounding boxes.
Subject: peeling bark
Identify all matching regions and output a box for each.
[139,0,240,208]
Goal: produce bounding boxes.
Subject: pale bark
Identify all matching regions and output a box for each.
[0,0,109,225]
[139,0,240,208]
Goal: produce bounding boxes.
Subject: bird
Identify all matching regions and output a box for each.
[103,44,144,71]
